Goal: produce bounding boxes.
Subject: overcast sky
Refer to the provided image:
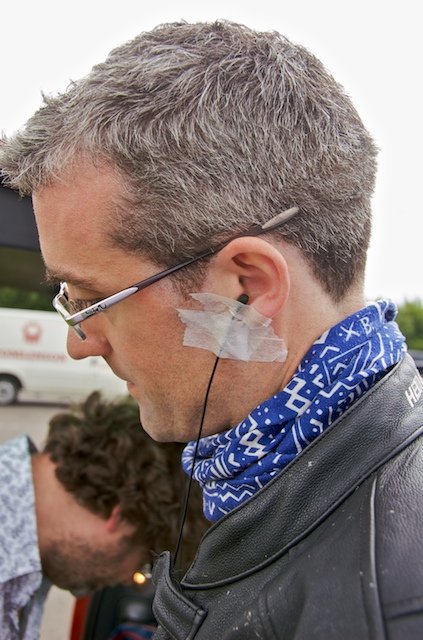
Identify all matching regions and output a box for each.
[1,0,420,305]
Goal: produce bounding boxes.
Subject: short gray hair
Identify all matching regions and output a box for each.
[0,20,377,301]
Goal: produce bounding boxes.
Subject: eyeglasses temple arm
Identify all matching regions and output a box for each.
[62,206,300,325]
[261,206,299,230]
[138,206,300,277]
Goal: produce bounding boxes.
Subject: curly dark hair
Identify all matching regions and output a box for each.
[43,391,208,568]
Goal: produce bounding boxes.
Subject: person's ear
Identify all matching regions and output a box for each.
[106,504,122,533]
[208,236,290,318]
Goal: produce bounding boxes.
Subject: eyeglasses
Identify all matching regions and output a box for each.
[53,206,299,340]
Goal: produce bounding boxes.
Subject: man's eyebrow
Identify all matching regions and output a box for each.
[44,268,100,290]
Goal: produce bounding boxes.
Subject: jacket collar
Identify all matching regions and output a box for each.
[181,354,423,588]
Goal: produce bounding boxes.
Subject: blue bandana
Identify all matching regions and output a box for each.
[182,300,406,522]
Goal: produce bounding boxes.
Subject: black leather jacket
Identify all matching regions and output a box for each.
[153,354,423,639]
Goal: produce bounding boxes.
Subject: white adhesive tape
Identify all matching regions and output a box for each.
[177,293,287,362]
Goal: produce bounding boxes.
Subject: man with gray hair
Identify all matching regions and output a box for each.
[1,20,422,639]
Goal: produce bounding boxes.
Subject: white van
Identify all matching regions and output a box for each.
[0,307,128,405]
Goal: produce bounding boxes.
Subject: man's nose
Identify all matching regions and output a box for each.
[66,323,111,360]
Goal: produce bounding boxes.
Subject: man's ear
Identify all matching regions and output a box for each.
[106,504,122,533]
[208,236,290,318]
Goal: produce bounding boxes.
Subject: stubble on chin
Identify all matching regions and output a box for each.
[41,539,128,593]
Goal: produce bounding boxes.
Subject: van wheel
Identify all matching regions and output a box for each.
[0,376,20,406]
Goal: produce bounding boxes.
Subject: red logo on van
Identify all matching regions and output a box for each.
[23,322,42,343]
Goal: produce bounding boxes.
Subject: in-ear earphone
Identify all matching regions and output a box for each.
[237,293,249,305]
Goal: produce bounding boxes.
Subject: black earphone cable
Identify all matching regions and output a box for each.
[173,352,221,569]
[173,294,250,570]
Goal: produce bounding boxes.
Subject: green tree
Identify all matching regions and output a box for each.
[0,287,53,311]
[396,299,423,350]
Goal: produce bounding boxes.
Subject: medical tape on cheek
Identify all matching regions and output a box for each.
[176,293,287,362]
